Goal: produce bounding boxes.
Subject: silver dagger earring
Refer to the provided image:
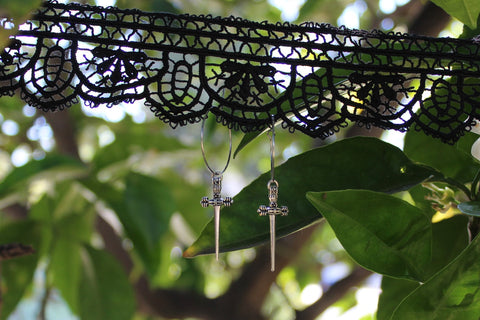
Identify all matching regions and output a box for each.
[200,115,233,261]
[257,115,288,272]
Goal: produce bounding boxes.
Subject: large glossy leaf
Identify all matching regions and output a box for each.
[391,233,480,320]
[455,132,478,157]
[460,14,480,39]
[404,130,479,183]
[431,0,480,28]
[377,215,469,320]
[427,215,469,277]
[78,247,135,320]
[307,190,431,281]
[0,221,42,320]
[184,137,442,257]
[458,201,480,217]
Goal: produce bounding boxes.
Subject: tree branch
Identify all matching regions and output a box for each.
[2,203,28,220]
[96,215,217,319]
[217,223,321,320]
[295,267,372,320]
[0,262,2,318]
[0,243,34,260]
[408,1,450,36]
[43,111,80,160]
[37,286,51,320]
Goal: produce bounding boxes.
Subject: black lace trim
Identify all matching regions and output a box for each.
[1,0,480,142]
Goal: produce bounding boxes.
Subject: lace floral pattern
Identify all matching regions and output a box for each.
[1,0,480,142]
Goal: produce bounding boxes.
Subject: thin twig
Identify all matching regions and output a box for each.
[0,262,3,319]
[468,216,480,242]
[295,267,372,320]
[0,243,34,260]
[37,286,51,320]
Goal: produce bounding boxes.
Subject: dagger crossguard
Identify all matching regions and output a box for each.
[257,204,289,216]
[257,180,288,216]
[201,173,233,208]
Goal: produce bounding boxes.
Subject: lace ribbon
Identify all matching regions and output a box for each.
[1,0,480,142]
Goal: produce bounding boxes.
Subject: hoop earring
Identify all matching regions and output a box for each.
[257,115,288,271]
[200,115,233,261]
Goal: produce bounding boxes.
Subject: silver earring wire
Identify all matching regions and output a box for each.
[258,115,288,271]
[201,117,232,176]
[269,115,275,182]
[200,115,233,261]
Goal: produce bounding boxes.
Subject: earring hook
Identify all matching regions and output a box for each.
[269,114,275,182]
[201,115,232,175]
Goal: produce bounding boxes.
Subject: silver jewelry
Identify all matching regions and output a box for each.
[257,115,288,271]
[200,116,233,260]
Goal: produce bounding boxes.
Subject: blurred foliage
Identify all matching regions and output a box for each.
[431,0,480,28]
[0,0,41,49]
[0,0,480,320]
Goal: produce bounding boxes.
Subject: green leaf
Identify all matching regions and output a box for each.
[307,190,431,281]
[377,277,420,320]
[29,185,96,315]
[78,247,135,320]
[431,0,480,28]
[391,233,480,320]
[123,173,176,276]
[185,137,442,257]
[0,0,41,50]
[39,182,96,242]
[82,173,176,277]
[408,184,436,219]
[161,171,209,234]
[233,129,268,159]
[91,122,187,172]
[55,210,95,244]
[29,184,95,244]
[427,215,469,277]
[0,155,86,203]
[458,201,480,216]
[0,0,40,20]
[296,0,352,25]
[0,221,42,320]
[460,14,480,39]
[116,0,180,13]
[50,239,82,313]
[455,132,479,156]
[404,130,479,183]
[378,216,470,320]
